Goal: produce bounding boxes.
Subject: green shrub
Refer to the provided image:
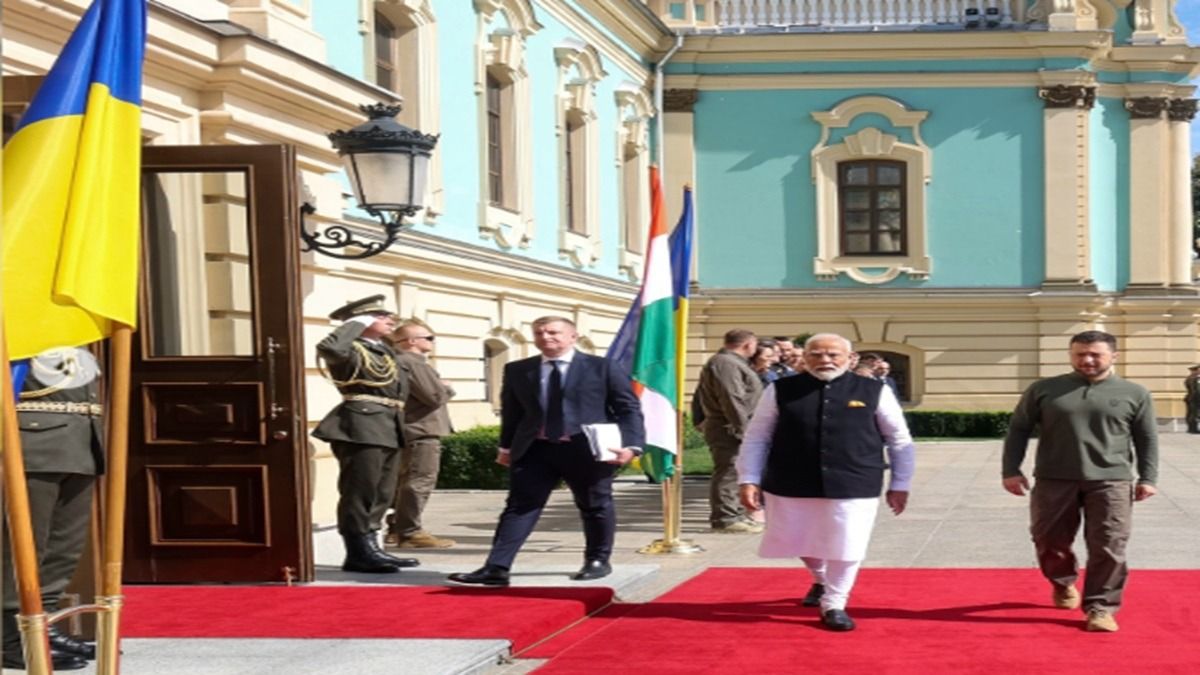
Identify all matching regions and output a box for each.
[433,409,1011,489]
[680,412,714,475]
[904,410,1011,438]
[437,425,509,489]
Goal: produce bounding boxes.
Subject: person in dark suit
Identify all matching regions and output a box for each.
[3,347,105,671]
[449,316,644,586]
[312,295,418,574]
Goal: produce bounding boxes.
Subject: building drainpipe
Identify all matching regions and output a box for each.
[654,34,684,173]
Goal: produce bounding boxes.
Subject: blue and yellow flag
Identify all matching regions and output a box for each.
[2,0,147,359]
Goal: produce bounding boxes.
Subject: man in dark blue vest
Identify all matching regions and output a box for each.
[737,333,915,632]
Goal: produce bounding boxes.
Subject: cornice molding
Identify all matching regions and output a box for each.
[343,222,638,299]
[533,0,654,82]
[570,0,675,60]
[675,30,1113,63]
[668,72,1050,91]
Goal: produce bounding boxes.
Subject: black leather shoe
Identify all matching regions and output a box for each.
[821,609,856,632]
[48,626,96,660]
[2,648,89,670]
[448,565,510,587]
[365,533,420,568]
[801,583,825,607]
[571,559,612,581]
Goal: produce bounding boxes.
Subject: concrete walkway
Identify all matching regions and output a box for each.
[11,434,1198,674]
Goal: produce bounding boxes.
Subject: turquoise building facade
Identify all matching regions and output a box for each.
[298,1,1200,417]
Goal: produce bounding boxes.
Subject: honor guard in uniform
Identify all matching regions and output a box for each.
[3,347,105,671]
[312,295,419,573]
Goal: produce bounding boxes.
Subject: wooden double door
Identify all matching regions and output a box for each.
[123,145,312,583]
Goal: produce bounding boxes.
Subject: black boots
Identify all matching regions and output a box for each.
[1,611,88,670]
[365,532,419,568]
[341,533,419,573]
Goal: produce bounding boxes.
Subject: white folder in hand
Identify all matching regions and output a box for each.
[581,423,622,462]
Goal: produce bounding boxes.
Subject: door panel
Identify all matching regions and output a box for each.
[125,145,311,583]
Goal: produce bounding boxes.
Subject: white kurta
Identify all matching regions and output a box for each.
[736,379,915,561]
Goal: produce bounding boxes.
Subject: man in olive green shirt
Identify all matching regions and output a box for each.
[386,321,456,549]
[695,329,764,533]
[1002,330,1158,633]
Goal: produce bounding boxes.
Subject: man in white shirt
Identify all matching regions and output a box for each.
[737,333,915,631]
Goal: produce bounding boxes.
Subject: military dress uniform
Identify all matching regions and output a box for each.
[312,295,418,573]
[3,347,105,670]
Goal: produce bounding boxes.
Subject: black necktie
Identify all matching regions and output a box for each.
[545,360,564,440]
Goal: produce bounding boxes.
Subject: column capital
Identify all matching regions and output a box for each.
[1125,96,1170,119]
[1038,85,1095,109]
[1167,98,1198,122]
[663,89,698,113]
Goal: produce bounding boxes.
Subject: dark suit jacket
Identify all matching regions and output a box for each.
[312,322,409,450]
[17,348,104,475]
[500,351,644,462]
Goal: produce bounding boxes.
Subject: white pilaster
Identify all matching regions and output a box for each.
[1168,98,1197,287]
[1039,85,1094,286]
[1125,97,1172,288]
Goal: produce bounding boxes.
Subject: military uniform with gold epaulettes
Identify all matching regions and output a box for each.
[311,295,417,573]
[2,347,104,669]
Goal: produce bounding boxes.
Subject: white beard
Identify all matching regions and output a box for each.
[809,365,848,382]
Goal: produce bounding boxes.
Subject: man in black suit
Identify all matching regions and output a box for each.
[449,316,644,586]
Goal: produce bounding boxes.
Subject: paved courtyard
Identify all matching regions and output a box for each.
[15,434,1198,674]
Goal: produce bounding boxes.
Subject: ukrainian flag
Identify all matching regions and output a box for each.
[2,0,146,359]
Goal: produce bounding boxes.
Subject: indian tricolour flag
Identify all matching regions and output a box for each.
[631,166,678,481]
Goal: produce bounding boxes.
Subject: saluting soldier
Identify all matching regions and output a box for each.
[312,295,418,573]
[3,347,105,671]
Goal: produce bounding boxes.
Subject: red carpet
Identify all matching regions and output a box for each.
[529,568,1200,674]
[122,585,612,652]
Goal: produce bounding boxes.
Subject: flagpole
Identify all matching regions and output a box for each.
[639,182,700,556]
[0,331,53,675]
[95,322,132,675]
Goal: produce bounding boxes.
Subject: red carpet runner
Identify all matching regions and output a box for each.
[121,585,612,652]
[528,568,1200,674]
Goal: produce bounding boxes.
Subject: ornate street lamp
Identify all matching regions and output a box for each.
[300,102,439,259]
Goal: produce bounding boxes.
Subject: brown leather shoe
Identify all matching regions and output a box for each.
[1085,608,1118,632]
[1052,584,1081,610]
[397,531,456,549]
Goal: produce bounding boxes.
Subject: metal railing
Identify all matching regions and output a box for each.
[648,0,1027,31]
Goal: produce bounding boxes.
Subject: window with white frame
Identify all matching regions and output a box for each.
[811,96,932,284]
[475,0,540,248]
[554,38,605,268]
[363,1,441,218]
[614,84,653,280]
[485,72,515,209]
[564,112,587,234]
